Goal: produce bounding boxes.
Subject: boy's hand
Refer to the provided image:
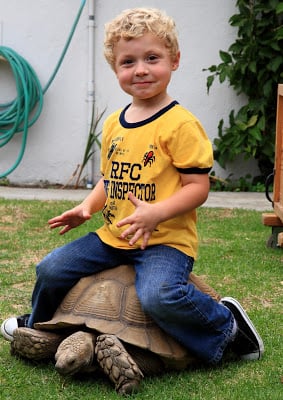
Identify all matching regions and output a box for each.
[117,192,161,250]
[48,206,91,235]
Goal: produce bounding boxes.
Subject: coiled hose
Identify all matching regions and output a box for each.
[0,0,86,178]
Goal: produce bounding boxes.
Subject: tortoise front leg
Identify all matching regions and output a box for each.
[95,334,144,395]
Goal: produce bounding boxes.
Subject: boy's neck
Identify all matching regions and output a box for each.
[125,94,174,123]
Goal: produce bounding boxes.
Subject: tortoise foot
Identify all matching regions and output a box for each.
[11,327,65,360]
[95,334,144,395]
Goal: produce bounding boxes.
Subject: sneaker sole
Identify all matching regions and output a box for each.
[221,296,264,360]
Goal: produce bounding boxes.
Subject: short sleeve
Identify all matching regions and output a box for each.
[168,119,213,173]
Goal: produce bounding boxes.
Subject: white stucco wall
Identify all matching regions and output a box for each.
[0,0,254,186]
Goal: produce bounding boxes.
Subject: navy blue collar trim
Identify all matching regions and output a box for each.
[119,100,179,128]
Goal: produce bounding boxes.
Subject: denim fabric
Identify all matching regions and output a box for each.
[29,232,233,364]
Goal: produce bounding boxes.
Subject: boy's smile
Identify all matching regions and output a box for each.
[113,33,180,106]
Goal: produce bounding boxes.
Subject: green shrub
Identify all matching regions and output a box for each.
[204,0,283,180]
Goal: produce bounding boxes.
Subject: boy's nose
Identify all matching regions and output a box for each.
[134,61,149,76]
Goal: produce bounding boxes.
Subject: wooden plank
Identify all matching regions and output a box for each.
[278,84,283,97]
[274,202,283,223]
[262,212,283,226]
[273,84,283,203]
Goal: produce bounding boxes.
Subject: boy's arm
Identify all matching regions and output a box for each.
[48,177,106,234]
[152,172,210,221]
[117,173,210,249]
[80,177,107,214]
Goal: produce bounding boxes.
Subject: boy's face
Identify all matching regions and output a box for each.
[113,33,180,102]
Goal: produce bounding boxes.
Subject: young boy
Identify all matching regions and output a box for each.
[1,8,263,364]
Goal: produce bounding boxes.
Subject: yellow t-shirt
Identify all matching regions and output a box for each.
[96,101,213,258]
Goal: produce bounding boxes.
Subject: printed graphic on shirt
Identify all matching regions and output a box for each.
[103,142,157,225]
[142,150,155,167]
[107,136,125,159]
[107,142,117,160]
[102,204,115,224]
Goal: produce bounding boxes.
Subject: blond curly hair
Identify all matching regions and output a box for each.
[104,8,179,70]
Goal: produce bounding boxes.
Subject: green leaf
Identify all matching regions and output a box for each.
[270,42,281,51]
[219,67,229,83]
[208,65,217,72]
[248,61,257,73]
[219,50,232,64]
[263,80,273,98]
[213,138,221,147]
[275,26,283,40]
[249,126,262,142]
[276,3,283,14]
[235,120,247,131]
[233,135,245,149]
[247,115,258,128]
[267,56,283,72]
[257,115,266,131]
[206,75,214,93]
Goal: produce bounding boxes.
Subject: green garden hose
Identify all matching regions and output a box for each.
[0,0,86,178]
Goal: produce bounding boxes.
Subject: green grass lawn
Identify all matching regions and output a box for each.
[0,199,282,399]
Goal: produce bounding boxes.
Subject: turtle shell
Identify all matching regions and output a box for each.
[35,264,220,361]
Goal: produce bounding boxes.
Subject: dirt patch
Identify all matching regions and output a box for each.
[0,204,28,230]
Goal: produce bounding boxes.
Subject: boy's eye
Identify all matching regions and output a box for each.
[146,55,158,62]
[122,59,134,66]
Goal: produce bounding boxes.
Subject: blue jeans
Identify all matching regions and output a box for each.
[29,233,233,364]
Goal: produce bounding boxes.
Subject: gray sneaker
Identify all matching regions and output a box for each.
[220,297,264,361]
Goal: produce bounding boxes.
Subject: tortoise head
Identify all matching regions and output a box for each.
[55,331,96,376]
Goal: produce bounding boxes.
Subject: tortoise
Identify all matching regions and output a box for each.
[11,264,221,395]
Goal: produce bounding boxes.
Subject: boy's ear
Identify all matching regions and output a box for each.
[172,51,181,71]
